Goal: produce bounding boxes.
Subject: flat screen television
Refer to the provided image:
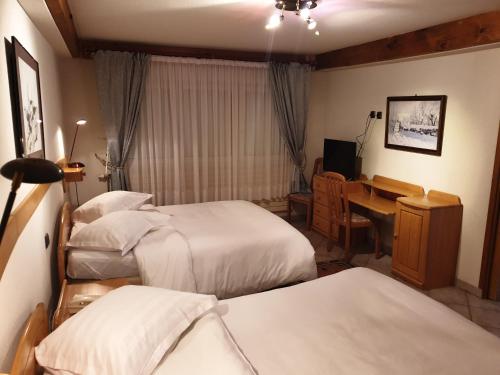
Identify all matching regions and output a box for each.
[323,139,357,180]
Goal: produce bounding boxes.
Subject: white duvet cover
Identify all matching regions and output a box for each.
[134,200,317,298]
[216,268,500,375]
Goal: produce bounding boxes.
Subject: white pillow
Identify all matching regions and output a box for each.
[67,210,170,255]
[72,191,153,223]
[69,222,87,239]
[35,286,217,375]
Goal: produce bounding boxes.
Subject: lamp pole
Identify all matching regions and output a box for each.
[0,171,23,244]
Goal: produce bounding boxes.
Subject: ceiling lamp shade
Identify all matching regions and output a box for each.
[266,0,320,35]
[0,158,64,245]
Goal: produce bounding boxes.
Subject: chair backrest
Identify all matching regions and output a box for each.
[324,172,347,225]
[310,157,323,192]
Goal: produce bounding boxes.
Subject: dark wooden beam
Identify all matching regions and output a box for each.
[316,11,500,70]
[80,39,316,64]
[45,0,80,57]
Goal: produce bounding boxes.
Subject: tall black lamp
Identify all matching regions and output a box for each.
[0,158,64,245]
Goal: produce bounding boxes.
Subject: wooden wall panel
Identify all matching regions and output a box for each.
[316,11,500,70]
[80,39,316,64]
[44,0,80,57]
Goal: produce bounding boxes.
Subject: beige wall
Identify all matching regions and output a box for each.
[0,0,66,370]
[58,58,107,205]
[306,47,500,288]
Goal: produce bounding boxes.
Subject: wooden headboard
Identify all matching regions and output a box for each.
[10,303,48,375]
[57,201,73,287]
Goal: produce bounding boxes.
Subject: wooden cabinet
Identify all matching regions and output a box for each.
[312,175,330,237]
[392,190,463,289]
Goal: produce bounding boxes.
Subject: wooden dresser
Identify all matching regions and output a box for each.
[392,190,463,289]
[312,175,330,237]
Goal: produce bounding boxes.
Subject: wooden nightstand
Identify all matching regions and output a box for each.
[53,278,129,329]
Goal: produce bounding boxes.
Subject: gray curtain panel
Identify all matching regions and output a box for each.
[94,50,150,191]
[269,62,312,193]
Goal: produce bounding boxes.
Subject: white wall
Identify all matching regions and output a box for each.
[58,58,107,205]
[306,47,500,288]
[0,0,66,370]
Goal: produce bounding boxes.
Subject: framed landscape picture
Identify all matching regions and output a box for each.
[9,37,45,158]
[385,95,447,156]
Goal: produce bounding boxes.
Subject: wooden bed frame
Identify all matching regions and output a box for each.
[56,201,141,286]
[10,304,48,375]
[56,201,72,286]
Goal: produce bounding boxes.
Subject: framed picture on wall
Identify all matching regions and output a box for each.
[8,37,45,159]
[385,95,447,156]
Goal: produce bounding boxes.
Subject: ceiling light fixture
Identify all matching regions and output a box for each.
[266,0,320,36]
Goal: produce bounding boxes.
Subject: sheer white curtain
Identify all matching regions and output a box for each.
[128,56,292,205]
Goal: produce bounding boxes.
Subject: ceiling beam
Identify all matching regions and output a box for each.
[316,11,500,70]
[44,0,80,57]
[80,39,316,64]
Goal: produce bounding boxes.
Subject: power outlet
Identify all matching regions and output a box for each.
[44,233,50,249]
[376,111,383,119]
[369,111,376,119]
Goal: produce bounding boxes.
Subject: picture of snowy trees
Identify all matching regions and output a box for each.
[385,96,447,155]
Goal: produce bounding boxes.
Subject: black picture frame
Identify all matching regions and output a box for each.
[7,37,45,159]
[385,95,447,156]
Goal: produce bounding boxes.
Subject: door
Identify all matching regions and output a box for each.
[480,122,500,300]
[488,214,500,299]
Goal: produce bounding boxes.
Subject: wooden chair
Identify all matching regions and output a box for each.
[323,172,374,259]
[288,157,323,229]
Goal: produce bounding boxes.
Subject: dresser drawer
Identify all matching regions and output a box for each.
[313,177,328,193]
[314,191,328,206]
[313,203,329,220]
[312,215,330,234]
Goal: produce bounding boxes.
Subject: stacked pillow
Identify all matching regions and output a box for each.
[67,191,166,256]
[72,191,153,224]
[67,210,170,256]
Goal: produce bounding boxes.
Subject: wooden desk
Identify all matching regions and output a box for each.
[348,192,398,216]
[347,175,424,258]
[53,278,129,329]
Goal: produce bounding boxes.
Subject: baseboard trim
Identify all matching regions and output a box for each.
[456,278,482,298]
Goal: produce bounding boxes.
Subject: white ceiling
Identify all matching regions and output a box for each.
[67,0,500,55]
[67,0,500,54]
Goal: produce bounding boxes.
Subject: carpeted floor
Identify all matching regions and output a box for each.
[316,259,354,278]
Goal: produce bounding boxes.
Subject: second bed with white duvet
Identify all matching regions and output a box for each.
[67,197,317,299]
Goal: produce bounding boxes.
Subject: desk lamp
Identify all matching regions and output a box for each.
[68,119,87,168]
[0,158,64,245]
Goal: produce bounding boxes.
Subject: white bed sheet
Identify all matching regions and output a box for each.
[66,249,139,280]
[217,268,500,375]
[135,200,317,299]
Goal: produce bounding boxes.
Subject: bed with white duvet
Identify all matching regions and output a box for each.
[66,192,317,299]
[36,268,500,375]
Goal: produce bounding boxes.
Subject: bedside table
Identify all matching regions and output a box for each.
[53,278,129,329]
